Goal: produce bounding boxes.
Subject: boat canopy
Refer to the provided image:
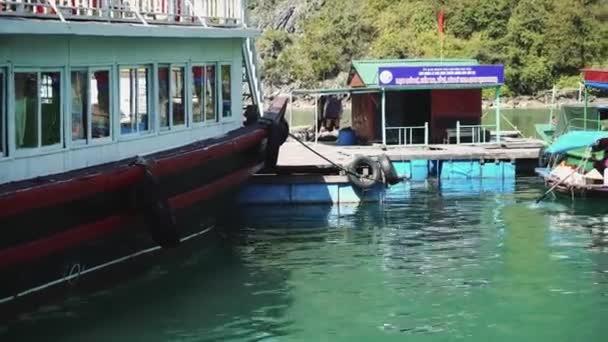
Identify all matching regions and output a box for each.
[545,131,608,154]
[583,69,608,90]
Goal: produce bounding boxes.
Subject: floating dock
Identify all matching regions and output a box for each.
[238,138,543,205]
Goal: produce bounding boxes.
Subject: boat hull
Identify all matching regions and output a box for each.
[536,167,608,199]
[0,123,270,304]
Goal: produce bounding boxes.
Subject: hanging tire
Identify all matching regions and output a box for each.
[265,118,289,169]
[135,158,180,249]
[377,154,401,185]
[538,147,550,167]
[347,156,381,190]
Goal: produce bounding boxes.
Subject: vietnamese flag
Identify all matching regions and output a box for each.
[437,9,446,36]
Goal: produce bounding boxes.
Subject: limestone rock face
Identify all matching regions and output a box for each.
[249,0,325,33]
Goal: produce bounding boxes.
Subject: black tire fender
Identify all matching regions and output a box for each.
[135,158,180,249]
[538,146,550,167]
[347,156,381,190]
[377,154,401,185]
[265,119,289,169]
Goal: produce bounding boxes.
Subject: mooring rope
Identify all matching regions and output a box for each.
[287,133,373,180]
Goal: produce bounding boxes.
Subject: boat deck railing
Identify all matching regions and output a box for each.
[0,0,245,27]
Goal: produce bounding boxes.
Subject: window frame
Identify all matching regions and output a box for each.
[220,63,232,120]
[191,62,221,127]
[88,67,113,144]
[69,68,89,147]
[118,65,153,137]
[158,63,188,133]
[13,68,64,157]
[0,68,6,158]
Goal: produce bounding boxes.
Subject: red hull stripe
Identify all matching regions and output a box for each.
[0,163,263,270]
[0,168,143,219]
[152,128,267,177]
[584,70,608,83]
[0,215,131,270]
[0,128,267,219]
[169,162,265,210]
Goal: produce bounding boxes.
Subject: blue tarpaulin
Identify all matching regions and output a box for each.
[545,131,608,154]
[585,82,608,90]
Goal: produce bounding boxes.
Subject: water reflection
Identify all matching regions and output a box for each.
[2,178,608,341]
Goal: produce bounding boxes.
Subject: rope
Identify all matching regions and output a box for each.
[287,133,374,180]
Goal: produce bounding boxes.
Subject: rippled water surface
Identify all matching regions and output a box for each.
[2,178,608,341]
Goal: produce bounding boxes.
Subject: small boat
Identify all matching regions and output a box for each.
[538,69,608,169]
[536,131,608,199]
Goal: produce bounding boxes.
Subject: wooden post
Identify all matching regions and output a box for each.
[495,87,501,144]
[584,85,588,130]
[314,95,319,144]
[288,93,293,133]
[381,89,386,146]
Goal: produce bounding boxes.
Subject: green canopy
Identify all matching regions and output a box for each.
[545,131,608,154]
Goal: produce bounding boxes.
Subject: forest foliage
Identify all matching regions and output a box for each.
[255,0,608,95]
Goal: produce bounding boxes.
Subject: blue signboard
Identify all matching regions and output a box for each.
[378,65,504,87]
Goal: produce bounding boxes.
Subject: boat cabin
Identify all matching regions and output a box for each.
[0,0,258,184]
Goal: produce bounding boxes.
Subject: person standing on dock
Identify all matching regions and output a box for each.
[317,95,343,132]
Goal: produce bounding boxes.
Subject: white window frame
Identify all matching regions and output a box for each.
[69,67,114,146]
[13,68,64,157]
[0,68,6,158]
[191,62,221,127]
[88,67,113,144]
[69,68,89,146]
[118,65,153,137]
[158,64,188,132]
[220,63,232,120]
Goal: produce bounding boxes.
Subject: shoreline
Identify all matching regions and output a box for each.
[279,97,590,111]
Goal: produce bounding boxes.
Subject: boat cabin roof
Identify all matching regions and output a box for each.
[583,69,608,90]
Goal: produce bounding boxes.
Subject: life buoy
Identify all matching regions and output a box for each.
[135,157,180,249]
[347,156,381,190]
[265,118,289,169]
[377,154,401,185]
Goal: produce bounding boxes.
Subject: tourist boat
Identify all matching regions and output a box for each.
[0,0,288,304]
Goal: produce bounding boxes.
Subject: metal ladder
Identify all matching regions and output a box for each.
[242,37,264,118]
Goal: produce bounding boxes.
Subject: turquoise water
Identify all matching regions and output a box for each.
[2,178,608,341]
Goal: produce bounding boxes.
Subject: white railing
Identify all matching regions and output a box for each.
[0,0,244,27]
[449,121,496,145]
[386,122,429,146]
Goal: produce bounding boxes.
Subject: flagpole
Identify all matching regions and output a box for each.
[438,9,445,62]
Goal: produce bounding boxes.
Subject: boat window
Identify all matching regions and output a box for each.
[205,65,217,122]
[0,70,5,155]
[71,70,88,141]
[14,73,39,148]
[40,72,61,146]
[91,70,111,139]
[14,71,62,149]
[120,67,150,135]
[192,65,217,123]
[171,67,186,126]
[158,66,170,129]
[221,65,231,118]
[192,66,204,123]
